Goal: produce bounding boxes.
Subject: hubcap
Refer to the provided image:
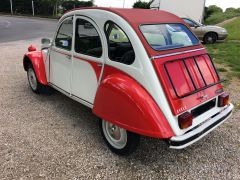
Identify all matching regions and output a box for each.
[27,68,37,90]
[208,36,213,43]
[102,120,127,149]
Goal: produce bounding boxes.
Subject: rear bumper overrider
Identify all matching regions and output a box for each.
[168,103,234,149]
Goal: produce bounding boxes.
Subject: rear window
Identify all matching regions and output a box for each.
[140,24,199,51]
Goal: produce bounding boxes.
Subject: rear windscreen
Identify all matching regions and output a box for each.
[140,24,199,51]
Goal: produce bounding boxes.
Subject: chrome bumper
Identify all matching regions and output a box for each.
[169,103,234,149]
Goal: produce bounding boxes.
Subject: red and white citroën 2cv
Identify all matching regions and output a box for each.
[23,8,234,155]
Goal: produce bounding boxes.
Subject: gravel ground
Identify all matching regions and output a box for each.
[0,39,239,179]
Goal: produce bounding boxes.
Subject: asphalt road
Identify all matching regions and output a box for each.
[0,16,57,42]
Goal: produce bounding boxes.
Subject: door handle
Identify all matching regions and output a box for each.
[66,55,71,60]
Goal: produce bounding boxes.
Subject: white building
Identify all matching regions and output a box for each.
[150,0,206,23]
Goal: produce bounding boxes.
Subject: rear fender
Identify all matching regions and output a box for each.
[93,73,174,139]
[23,51,48,85]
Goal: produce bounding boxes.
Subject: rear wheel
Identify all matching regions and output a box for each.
[204,32,217,44]
[99,119,140,155]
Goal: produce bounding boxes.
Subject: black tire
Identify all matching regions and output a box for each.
[203,32,218,44]
[99,119,140,155]
[27,64,52,95]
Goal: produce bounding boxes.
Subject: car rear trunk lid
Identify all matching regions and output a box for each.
[152,50,224,115]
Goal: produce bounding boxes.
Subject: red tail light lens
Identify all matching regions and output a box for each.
[218,93,229,107]
[178,112,193,129]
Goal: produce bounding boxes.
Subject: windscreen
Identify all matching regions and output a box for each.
[140,24,199,51]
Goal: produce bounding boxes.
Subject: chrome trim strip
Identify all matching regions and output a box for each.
[150,48,205,60]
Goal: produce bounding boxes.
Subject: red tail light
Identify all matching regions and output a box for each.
[218,93,229,107]
[178,112,193,129]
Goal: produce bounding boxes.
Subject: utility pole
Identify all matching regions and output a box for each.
[55,1,58,16]
[123,0,125,8]
[10,0,13,14]
[32,0,35,16]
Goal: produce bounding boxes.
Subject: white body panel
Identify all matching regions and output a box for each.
[150,0,205,23]
[49,46,71,93]
[71,57,98,103]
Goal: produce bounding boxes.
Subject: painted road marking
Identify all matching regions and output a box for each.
[0,20,11,28]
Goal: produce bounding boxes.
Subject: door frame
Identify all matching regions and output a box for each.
[48,13,106,108]
[70,15,106,103]
[48,16,74,95]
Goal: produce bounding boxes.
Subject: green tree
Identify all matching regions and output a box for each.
[133,0,152,9]
[0,0,12,13]
[225,7,238,13]
[207,5,223,15]
[204,5,223,21]
[62,0,94,12]
[0,0,94,16]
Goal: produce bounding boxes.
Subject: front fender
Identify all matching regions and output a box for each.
[93,73,174,139]
[23,51,48,85]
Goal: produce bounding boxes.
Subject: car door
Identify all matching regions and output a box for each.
[71,16,104,104]
[49,17,73,93]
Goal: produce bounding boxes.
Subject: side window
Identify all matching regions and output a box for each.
[75,19,102,58]
[55,18,73,51]
[105,22,135,65]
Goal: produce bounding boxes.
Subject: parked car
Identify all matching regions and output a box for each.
[182,18,228,44]
[23,8,233,155]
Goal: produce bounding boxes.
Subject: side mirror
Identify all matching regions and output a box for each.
[41,38,51,50]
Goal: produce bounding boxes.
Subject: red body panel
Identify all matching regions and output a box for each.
[93,66,174,138]
[73,55,102,80]
[24,51,48,85]
[152,50,223,115]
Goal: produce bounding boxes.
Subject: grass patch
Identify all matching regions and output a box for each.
[217,67,228,72]
[205,41,240,78]
[223,18,240,40]
[205,11,240,25]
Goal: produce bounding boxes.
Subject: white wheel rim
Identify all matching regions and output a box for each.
[27,68,37,91]
[102,120,127,149]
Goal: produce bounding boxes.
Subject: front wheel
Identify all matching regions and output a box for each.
[27,64,52,94]
[204,32,218,44]
[27,64,41,93]
[99,119,140,155]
